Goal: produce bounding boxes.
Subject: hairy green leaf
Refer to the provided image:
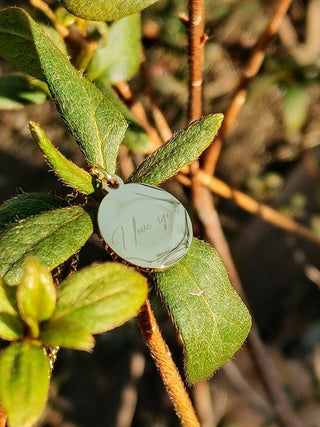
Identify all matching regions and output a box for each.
[52,263,148,334]
[0,341,50,427]
[29,122,95,195]
[40,317,95,351]
[88,14,141,83]
[95,79,151,153]
[156,239,252,383]
[0,8,127,172]
[0,193,67,231]
[0,278,18,315]
[0,279,23,340]
[0,73,47,110]
[128,114,224,185]
[17,258,56,338]
[0,206,94,286]
[62,0,159,21]
[0,313,23,341]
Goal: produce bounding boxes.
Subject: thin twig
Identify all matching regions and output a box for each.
[188,0,205,122]
[137,299,200,427]
[195,170,320,245]
[193,381,218,427]
[187,0,206,203]
[116,352,145,427]
[29,0,69,37]
[203,0,294,175]
[114,82,163,152]
[223,360,273,417]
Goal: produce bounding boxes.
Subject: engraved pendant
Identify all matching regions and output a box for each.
[97,175,193,269]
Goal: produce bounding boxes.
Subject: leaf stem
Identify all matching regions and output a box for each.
[137,299,200,427]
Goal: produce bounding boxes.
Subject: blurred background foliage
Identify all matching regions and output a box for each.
[0,0,320,425]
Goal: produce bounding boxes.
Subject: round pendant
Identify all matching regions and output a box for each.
[97,180,193,269]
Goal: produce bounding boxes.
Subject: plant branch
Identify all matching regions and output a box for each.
[29,0,69,37]
[114,81,163,152]
[203,0,294,175]
[194,170,320,245]
[115,352,145,427]
[184,1,301,424]
[137,299,200,427]
[187,0,205,122]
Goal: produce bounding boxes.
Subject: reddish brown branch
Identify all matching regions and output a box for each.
[137,300,200,427]
[203,0,294,175]
[188,0,205,122]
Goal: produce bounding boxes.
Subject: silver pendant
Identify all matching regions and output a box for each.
[97,175,193,269]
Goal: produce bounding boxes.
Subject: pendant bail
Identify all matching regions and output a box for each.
[89,164,123,190]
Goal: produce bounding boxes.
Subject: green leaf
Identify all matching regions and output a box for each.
[17,258,57,338]
[62,0,159,21]
[39,317,95,351]
[95,79,151,153]
[0,279,23,340]
[0,206,94,286]
[0,11,67,81]
[29,122,95,195]
[283,84,309,133]
[0,313,24,341]
[52,262,148,334]
[38,23,68,57]
[156,239,252,384]
[0,8,128,172]
[0,341,50,427]
[0,193,67,231]
[0,278,18,315]
[128,114,224,185]
[0,9,44,81]
[0,73,47,110]
[87,14,141,83]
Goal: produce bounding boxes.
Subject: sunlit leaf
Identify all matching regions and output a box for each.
[52,262,148,334]
[156,239,252,383]
[0,8,127,172]
[40,317,95,351]
[128,114,224,185]
[0,193,67,231]
[62,0,159,21]
[0,341,50,427]
[17,257,56,338]
[0,278,23,340]
[0,206,94,286]
[87,14,141,83]
[29,122,95,195]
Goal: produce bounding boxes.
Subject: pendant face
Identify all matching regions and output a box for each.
[97,182,193,269]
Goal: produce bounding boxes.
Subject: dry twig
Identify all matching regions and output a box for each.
[203,0,294,175]
[115,352,145,427]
